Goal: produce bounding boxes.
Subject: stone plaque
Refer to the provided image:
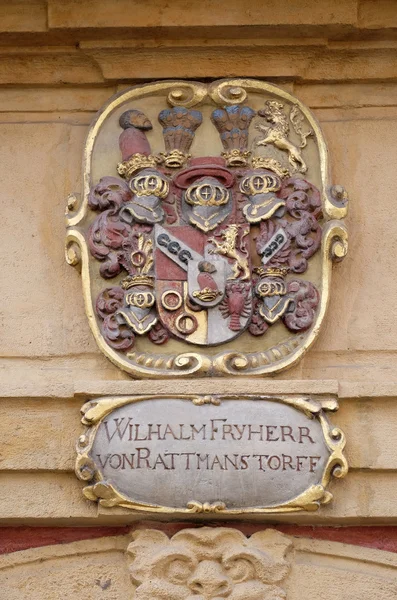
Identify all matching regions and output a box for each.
[66,78,349,379]
[76,395,348,514]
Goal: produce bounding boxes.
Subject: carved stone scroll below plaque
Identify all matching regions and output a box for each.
[76,395,348,515]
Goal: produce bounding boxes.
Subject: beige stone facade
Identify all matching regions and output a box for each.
[2,529,397,599]
[1,0,397,597]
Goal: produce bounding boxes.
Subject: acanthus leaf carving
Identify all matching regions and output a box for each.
[283,280,321,333]
[96,287,135,350]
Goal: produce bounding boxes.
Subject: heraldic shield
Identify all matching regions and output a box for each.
[66,79,348,378]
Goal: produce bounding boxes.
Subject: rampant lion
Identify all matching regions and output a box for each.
[208,225,250,281]
[256,100,312,174]
[128,528,292,600]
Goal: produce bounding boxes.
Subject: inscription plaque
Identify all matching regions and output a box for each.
[76,395,348,515]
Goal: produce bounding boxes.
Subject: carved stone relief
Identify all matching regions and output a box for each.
[128,527,292,600]
[2,530,397,600]
[65,79,348,378]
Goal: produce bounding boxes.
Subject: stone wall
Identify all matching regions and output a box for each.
[1,0,397,596]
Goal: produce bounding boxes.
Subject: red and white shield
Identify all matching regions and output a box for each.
[154,224,252,345]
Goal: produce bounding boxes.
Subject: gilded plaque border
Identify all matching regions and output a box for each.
[76,394,348,515]
[66,79,348,378]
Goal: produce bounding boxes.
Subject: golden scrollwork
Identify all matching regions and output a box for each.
[208,80,248,105]
[76,394,348,515]
[65,240,81,268]
[166,82,208,108]
[187,501,226,513]
[65,192,79,215]
[328,185,349,221]
[191,394,221,406]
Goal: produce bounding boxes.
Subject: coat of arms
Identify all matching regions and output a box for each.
[66,79,348,378]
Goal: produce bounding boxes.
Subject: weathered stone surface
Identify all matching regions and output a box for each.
[0,86,116,113]
[0,121,97,357]
[80,42,397,82]
[1,531,397,599]
[359,0,397,29]
[48,0,358,29]
[0,473,97,519]
[300,350,397,382]
[74,378,339,399]
[0,0,47,33]
[309,109,397,352]
[1,469,397,524]
[1,41,397,86]
[296,82,397,108]
[0,537,131,600]
[0,48,103,85]
[336,399,397,470]
[0,400,80,471]
[288,537,397,599]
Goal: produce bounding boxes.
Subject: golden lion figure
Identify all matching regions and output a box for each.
[256,100,312,174]
[208,224,250,281]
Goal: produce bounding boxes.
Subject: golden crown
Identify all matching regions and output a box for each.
[192,288,222,302]
[121,274,155,290]
[221,149,251,167]
[255,266,289,278]
[251,157,290,179]
[117,154,158,179]
[158,149,191,168]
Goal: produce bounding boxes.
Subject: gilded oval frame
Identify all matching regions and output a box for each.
[76,394,348,515]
